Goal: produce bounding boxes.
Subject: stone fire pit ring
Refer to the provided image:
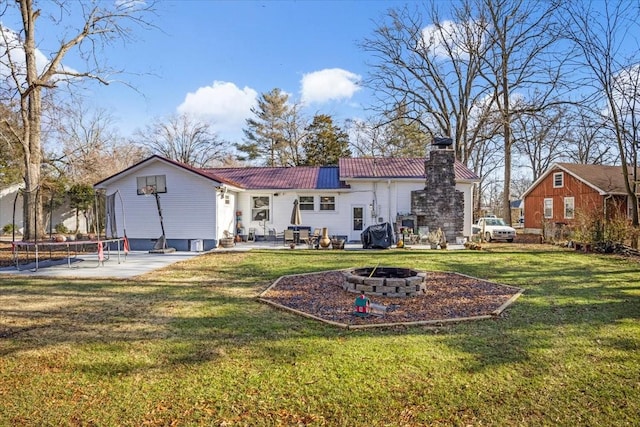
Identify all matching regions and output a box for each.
[343,266,427,297]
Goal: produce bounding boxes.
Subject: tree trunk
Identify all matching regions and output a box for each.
[21,0,44,241]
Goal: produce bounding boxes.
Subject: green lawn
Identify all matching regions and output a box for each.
[1,246,638,426]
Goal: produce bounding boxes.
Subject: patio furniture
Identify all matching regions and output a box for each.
[283,229,295,246]
[306,228,321,248]
[269,228,284,245]
[298,229,310,246]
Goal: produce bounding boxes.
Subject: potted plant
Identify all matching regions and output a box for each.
[427,228,446,249]
[219,231,235,248]
[331,236,345,249]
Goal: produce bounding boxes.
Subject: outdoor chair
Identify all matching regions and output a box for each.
[270,228,284,245]
[283,229,295,246]
[298,229,311,247]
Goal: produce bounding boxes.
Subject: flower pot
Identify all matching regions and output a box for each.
[219,237,235,248]
[331,238,345,249]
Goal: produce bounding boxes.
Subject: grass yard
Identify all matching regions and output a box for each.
[0,245,639,426]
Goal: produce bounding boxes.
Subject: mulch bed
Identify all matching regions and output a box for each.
[259,270,524,328]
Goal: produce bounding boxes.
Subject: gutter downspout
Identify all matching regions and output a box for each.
[387,179,392,225]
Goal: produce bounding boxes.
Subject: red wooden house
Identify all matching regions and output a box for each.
[522,163,639,232]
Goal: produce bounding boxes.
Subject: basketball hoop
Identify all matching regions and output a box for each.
[140,185,156,196]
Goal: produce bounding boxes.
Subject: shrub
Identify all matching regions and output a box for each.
[54,223,70,234]
[2,223,16,235]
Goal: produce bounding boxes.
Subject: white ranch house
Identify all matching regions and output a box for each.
[94,153,479,251]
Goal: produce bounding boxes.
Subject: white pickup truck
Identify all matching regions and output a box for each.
[472,217,516,242]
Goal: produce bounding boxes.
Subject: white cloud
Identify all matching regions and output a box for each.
[300,68,361,104]
[1,24,79,84]
[421,20,484,60]
[177,81,258,140]
[1,25,52,79]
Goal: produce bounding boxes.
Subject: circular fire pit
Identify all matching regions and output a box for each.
[343,266,426,297]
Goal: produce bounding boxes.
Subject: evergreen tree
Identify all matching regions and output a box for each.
[302,115,351,166]
[68,183,96,234]
[237,88,291,166]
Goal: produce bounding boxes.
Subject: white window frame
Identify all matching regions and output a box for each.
[251,196,270,221]
[553,172,564,188]
[298,196,315,211]
[544,198,553,218]
[564,197,574,219]
[319,195,336,211]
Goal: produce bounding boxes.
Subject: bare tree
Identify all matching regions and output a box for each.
[0,0,155,240]
[346,105,431,159]
[561,0,640,233]
[512,105,570,180]
[565,107,617,165]
[360,1,494,164]
[280,102,308,167]
[135,113,230,168]
[346,118,392,158]
[52,98,146,184]
[478,0,566,224]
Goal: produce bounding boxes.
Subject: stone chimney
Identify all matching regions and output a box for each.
[411,138,464,242]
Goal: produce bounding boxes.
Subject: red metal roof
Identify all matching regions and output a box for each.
[206,166,348,190]
[95,154,479,191]
[339,157,479,181]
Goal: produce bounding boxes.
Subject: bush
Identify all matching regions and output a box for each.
[54,223,69,234]
[2,223,16,235]
[572,206,635,245]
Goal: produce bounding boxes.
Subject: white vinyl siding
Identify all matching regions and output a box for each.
[108,163,218,240]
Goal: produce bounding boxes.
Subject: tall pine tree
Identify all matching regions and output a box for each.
[302,115,351,166]
[237,88,290,166]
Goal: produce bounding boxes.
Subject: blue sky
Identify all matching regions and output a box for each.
[51,0,408,142]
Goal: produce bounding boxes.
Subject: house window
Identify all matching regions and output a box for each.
[251,196,270,221]
[224,194,230,205]
[299,196,315,211]
[319,196,336,211]
[544,198,553,218]
[137,175,167,195]
[564,197,574,219]
[553,172,564,188]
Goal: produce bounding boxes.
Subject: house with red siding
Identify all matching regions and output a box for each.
[521,163,639,234]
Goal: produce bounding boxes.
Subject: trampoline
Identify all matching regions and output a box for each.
[11,238,127,272]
